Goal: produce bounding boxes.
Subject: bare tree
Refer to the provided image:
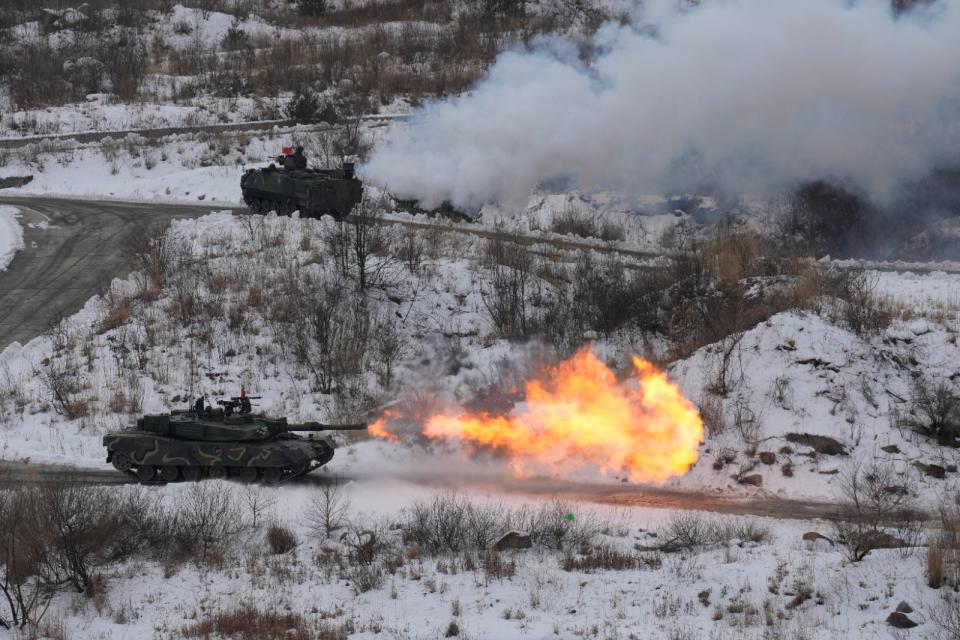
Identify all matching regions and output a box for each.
[481,237,534,339]
[0,489,56,629]
[305,476,351,538]
[294,277,371,394]
[173,483,245,559]
[349,195,396,293]
[706,331,745,397]
[241,484,277,528]
[833,460,921,562]
[372,314,406,388]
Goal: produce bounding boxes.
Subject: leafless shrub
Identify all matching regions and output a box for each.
[349,195,397,292]
[289,275,370,393]
[481,237,534,339]
[770,375,793,409]
[658,512,715,552]
[562,545,653,572]
[395,227,427,275]
[241,484,276,529]
[372,314,406,388]
[782,180,867,256]
[401,494,606,556]
[0,489,57,630]
[403,493,473,555]
[340,520,396,566]
[714,518,772,545]
[0,483,166,629]
[172,482,245,559]
[730,397,761,447]
[128,230,181,292]
[305,477,351,538]
[814,267,891,335]
[478,551,514,582]
[706,332,745,397]
[699,396,726,438]
[348,561,386,594]
[930,589,960,640]
[35,360,87,419]
[928,491,960,591]
[895,378,960,446]
[832,460,922,562]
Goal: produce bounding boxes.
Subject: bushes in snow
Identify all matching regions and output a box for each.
[267,525,299,555]
[0,478,286,628]
[0,483,168,629]
[896,378,960,446]
[657,512,772,553]
[400,493,610,555]
[832,460,922,562]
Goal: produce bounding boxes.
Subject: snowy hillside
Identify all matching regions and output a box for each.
[2,209,957,508]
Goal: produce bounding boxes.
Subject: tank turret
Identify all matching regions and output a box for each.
[103,396,366,484]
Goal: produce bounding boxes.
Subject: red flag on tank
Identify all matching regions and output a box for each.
[282,146,293,155]
[240,386,246,398]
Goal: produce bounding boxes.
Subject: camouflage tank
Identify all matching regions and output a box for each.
[240,147,363,218]
[102,396,366,483]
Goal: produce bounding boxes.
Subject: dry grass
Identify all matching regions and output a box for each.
[267,524,299,555]
[550,209,625,242]
[562,545,660,572]
[183,607,313,640]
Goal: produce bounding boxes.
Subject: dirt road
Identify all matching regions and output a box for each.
[0,197,216,346]
[0,459,862,522]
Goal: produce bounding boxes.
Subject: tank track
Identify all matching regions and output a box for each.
[122,461,321,484]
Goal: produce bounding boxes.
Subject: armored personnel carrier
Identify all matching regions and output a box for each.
[103,396,366,483]
[240,147,363,218]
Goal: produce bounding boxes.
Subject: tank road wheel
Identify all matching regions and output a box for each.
[159,466,179,482]
[111,451,133,472]
[181,466,201,482]
[207,465,227,480]
[136,465,156,482]
[238,467,258,483]
[261,468,283,484]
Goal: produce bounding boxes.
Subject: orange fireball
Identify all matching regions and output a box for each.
[368,347,703,483]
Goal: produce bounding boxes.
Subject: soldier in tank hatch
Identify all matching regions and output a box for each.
[292,146,307,169]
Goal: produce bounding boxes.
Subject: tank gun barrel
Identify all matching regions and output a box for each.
[278,422,368,433]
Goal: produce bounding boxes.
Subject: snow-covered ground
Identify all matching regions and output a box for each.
[3,476,948,640]
[0,206,24,272]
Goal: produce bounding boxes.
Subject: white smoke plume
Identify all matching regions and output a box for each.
[361,0,960,210]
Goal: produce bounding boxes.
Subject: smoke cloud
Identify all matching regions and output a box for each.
[361,0,960,210]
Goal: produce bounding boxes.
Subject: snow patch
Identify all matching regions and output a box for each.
[0,206,25,271]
